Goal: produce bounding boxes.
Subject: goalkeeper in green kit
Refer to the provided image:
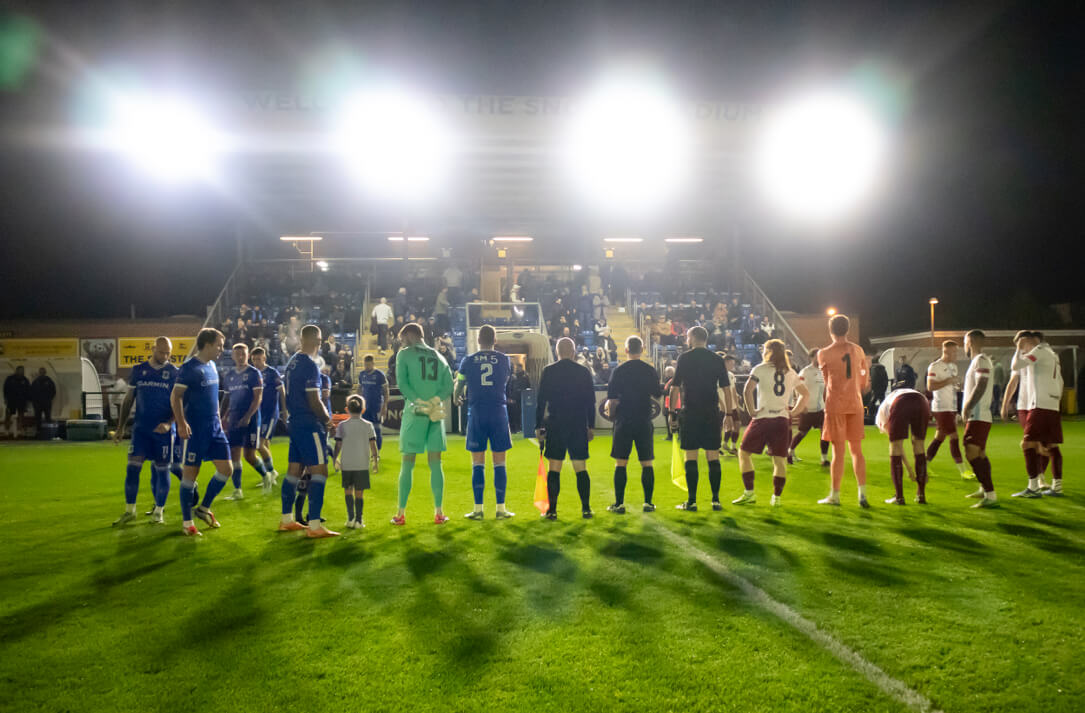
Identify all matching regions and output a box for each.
[391,322,454,525]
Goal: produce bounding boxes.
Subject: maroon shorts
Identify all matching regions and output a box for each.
[1023,408,1063,445]
[798,410,824,432]
[1018,408,1032,430]
[887,392,930,441]
[933,411,958,437]
[962,421,992,448]
[741,416,791,457]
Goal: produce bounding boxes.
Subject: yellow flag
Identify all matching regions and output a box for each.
[671,435,687,491]
[533,442,550,512]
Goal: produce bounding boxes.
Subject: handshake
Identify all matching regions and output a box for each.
[412,397,446,422]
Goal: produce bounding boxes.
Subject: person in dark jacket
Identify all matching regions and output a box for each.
[30,368,57,427]
[894,356,918,390]
[535,337,596,520]
[869,356,889,415]
[4,366,31,438]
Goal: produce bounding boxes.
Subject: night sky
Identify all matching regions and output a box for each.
[1,0,1083,335]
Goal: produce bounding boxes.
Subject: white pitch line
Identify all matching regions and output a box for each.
[650,522,945,713]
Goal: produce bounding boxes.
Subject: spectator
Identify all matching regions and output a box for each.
[393,287,409,320]
[433,287,451,335]
[507,363,531,433]
[339,349,353,384]
[372,297,394,353]
[4,366,31,437]
[869,354,889,414]
[894,356,917,390]
[442,263,463,303]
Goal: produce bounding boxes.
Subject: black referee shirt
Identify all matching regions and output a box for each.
[672,347,730,412]
[607,359,662,423]
[536,358,596,431]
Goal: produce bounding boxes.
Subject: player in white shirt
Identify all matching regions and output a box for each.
[789,348,831,467]
[332,395,379,528]
[875,387,931,504]
[1001,330,1037,485]
[721,354,741,455]
[733,340,809,506]
[1010,331,1065,498]
[925,341,970,476]
[959,330,998,508]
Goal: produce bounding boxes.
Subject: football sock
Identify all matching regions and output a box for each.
[179,480,196,522]
[741,470,755,492]
[281,474,299,515]
[354,496,365,517]
[231,461,242,489]
[971,457,994,492]
[1024,447,1039,478]
[471,464,485,506]
[201,472,228,508]
[949,439,962,462]
[252,460,267,478]
[641,466,655,503]
[1050,448,1062,480]
[729,431,740,445]
[926,438,943,462]
[429,460,445,509]
[773,475,786,496]
[915,453,928,497]
[263,456,275,472]
[575,470,591,511]
[613,465,627,505]
[890,455,904,500]
[373,423,383,450]
[153,465,170,507]
[125,463,141,505]
[1040,454,1051,475]
[708,460,722,501]
[546,470,560,513]
[857,484,867,499]
[684,460,699,503]
[345,494,355,521]
[790,429,807,450]
[170,463,184,479]
[494,464,508,505]
[294,491,307,521]
[307,474,327,522]
[397,459,415,509]
[820,440,830,458]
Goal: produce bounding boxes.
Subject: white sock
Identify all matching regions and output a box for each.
[474,504,483,513]
[1052,480,1062,492]
[235,488,243,495]
[1028,477,1039,490]
[281,513,294,524]
[125,503,137,514]
[153,506,164,514]
[183,519,194,528]
[496,503,506,513]
[745,489,755,495]
[831,488,840,498]
[986,491,998,502]
[857,485,866,498]
[956,461,969,474]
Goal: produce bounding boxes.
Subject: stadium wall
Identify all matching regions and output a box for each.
[785,314,861,353]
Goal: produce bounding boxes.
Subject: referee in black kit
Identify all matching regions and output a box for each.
[604,335,663,513]
[535,337,597,520]
[670,326,738,511]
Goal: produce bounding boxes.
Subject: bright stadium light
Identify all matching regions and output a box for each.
[664,236,704,243]
[563,79,691,213]
[105,94,222,182]
[279,236,324,241]
[603,237,644,243]
[387,235,430,242]
[492,236,534,242]
[334,89,452,201]
[754,89,887,223]
[826,307,838,316]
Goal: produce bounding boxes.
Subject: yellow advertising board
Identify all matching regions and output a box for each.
[0,338,79,358]
[117,338,196,368]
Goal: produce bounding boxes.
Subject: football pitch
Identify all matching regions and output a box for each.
[2,423,1083,713]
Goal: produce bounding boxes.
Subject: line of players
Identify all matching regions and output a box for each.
[113,316,1066,535]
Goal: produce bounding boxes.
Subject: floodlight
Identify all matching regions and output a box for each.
[754,89,887,223]
[387,235,430,242]
[603,237,643,243]
[827,307,837,316]
[929,297,939,305]
[334,89,452,201]
[492,236,534,242]
[105,94,222,182]
[563,80,691,213]
[280,236,324,241]
[315,260,329,271]
[665,236,704,243]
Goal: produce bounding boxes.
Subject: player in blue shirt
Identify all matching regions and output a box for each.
[251,347,286,489]
[112,337,183,526]
[454,325,514,520]
[170,328,234,536]
[220,343,266,501]
[277,324,338,538]
[357,354,389,453]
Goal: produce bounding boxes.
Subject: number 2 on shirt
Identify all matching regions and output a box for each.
[480,362,493,386]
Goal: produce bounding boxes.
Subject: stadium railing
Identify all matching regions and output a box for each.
[742,271,810,368]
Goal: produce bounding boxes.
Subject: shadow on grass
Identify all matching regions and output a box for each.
[896,526,986,555]
[823,554,907,585]
[599,540,665,564]
[996,523,1084,555]
[821,532,884,557]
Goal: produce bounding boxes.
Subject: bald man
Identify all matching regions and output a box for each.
[113,337,189,526]
[536,337,597,519]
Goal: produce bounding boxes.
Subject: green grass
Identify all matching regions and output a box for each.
[1,422,1083,713]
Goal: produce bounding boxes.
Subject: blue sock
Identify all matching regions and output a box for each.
[494,464,508,505]
[263,456,275,472]
[308,474,327,521]
[153,465,170,507]
[471,464,485,505]
[201,472,229,508]
[252,460,267,477]
[281,475,298,515]
[179,481,195,521]
[374,423,383,450]
[170,463,183,479]
[231,463,242,489]
[149,466,161,504]
[125,463,141,505]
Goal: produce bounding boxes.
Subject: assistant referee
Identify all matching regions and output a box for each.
[669,326,737,511]
[535,337,596,520]
[604,335,663,513]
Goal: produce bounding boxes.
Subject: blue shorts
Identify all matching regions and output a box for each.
[226,414,262,449]
[288,420,329,467]
[260,410,279,442]
[180,427,230,468]
[129,427,174,464]
[466,406,513,453]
